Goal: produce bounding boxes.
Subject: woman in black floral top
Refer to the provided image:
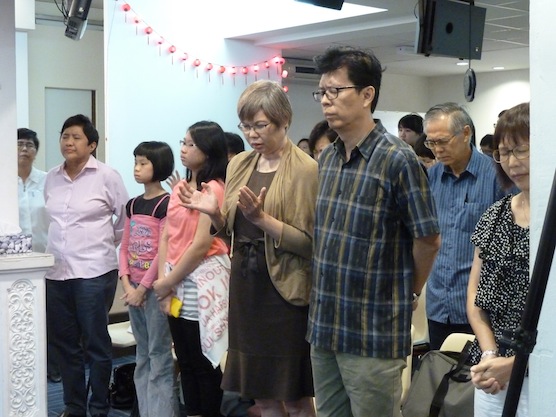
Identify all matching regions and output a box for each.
[467,102,530,417]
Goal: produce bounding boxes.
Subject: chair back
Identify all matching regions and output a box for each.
[411,283,429,346]
[440,333,476,352]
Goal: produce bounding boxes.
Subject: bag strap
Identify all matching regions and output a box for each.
[151,193,170,216]
[429,340,473,417]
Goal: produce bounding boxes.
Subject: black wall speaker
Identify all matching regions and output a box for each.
[417,0,486,60]
[296,0,344,11]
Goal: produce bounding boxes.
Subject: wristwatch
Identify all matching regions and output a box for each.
[412,292,421,303]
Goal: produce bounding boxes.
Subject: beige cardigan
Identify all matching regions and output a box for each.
[222,139,318,306]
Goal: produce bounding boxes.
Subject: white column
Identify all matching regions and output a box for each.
[0,0,18,227]
[2,2,55,416]
[530,1,556,416]
[0,253,54,417]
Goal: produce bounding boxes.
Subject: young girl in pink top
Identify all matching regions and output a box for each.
[153,121,230,417]
[119,141,177,417]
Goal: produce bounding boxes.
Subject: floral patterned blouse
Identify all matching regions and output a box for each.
[468,195,530,364]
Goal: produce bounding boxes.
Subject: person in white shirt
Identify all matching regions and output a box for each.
[17,128,48,252]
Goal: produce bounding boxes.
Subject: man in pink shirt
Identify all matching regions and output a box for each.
[44,114,129,417]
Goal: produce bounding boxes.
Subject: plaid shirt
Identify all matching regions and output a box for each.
[307,121,439,358]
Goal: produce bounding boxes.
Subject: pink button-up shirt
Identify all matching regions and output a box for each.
[44,155,129,280]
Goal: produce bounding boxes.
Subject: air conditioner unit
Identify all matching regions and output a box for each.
[283,59,321,82]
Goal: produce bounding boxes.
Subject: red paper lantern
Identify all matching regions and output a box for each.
[273,56,281,64]
[283,86,289,93]
[169,45,176,53]
[206,63,213,71]
[218,66,226,74]
[145,26,153,35]
[122,4,131,12]
[241,67,248,75]
[181,53,189,61]
[253,64,260,72]
[281,70,288,78]
[193,59,201,67]
[230,66,237,75]
[264,61,270,69]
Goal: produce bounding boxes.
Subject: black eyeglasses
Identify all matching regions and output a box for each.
[17,141,37,150]
[493,144,529,163]
[312,86,361,102]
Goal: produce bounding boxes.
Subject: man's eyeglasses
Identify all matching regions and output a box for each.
[17,141,37,150]
[312,86,361,102]
[237,122,271,134]
[492,144,530,163]
[424,133,460,150]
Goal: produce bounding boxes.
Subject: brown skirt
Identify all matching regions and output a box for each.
[221,237,314,401]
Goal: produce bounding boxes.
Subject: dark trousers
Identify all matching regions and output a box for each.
[428,319,474,351]
[168,316,223,417]
[46,270,118,416]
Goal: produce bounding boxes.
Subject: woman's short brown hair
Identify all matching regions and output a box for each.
[237,80,292,129]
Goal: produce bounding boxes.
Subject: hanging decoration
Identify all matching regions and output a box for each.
[118,1,288,87]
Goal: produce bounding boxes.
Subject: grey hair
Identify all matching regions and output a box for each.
[424,102,474,136]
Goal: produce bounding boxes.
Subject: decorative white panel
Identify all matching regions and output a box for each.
[8,279,38,416]
[0,252,54,417]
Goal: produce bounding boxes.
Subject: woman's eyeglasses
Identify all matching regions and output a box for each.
[492,144,529,163]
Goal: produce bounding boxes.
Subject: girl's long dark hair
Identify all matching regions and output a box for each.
[186,121,228,190]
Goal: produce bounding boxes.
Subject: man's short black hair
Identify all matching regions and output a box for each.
[61,114,99,145]
[17,128,39,151]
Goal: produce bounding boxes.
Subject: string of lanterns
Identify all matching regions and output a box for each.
[118,2,290,90]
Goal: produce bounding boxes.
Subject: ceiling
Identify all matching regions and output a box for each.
[42,0,529,77]
[236,0,529,77]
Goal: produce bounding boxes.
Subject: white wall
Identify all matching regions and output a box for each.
[105,0,281,197]
[286,68,529,145]
[286,73,431,142]
[27,23,105,171]
[428,69,530,141]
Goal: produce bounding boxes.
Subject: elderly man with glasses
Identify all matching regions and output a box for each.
[17,128,48,253]
[423,102,506,351]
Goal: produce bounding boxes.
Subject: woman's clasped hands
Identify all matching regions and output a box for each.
[470,355,515,395]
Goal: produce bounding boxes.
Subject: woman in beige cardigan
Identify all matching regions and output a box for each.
[180,80,317,417]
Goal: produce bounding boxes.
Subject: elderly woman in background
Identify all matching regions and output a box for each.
[467,102,530,417]
[180,80,318,417]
